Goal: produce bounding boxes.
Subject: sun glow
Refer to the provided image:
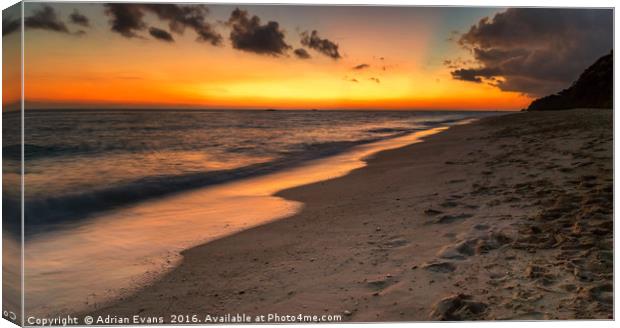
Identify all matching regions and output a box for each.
[13,3,532,110]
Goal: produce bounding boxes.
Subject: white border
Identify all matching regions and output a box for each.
[0,1,617,328]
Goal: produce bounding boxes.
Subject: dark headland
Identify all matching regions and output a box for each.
[527,51,613,111]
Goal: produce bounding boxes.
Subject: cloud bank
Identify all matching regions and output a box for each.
[449,8,613,97]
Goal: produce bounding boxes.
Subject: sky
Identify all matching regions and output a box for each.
[2,3,614,111]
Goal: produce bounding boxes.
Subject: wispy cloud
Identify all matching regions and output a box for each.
[300,30,341,59]
[294,48,311,59]
[69,9,90,27]
[25,5,70,34]
[149,27,174,42]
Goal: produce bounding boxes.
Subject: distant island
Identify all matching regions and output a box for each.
[527,51,613,111]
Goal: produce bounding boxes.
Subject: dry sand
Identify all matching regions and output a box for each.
[87,108,613,321]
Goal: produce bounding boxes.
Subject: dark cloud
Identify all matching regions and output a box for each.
[2,17,19,36]
[446,30,460,42]
[227,8,290,56]
[25,5,70,34]
[104,4,145,38]
[451,67,501,83]
[142,4,221,44]
[104,4,221,45]
[294,48,311,59]
[300,30,341,59]
[443,57,474,70]
[69,10,90,27]
[451,69,482,83]
[349,78,359,83]
[450,8,613,96]
[369,77,380,84]
[353,64,369,70]
[149,27,174,42]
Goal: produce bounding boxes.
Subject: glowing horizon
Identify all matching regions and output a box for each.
[3,4,611,111]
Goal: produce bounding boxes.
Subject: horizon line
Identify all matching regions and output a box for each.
[6,107,519,112]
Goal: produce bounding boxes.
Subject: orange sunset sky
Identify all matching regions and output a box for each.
[2,4,613,110]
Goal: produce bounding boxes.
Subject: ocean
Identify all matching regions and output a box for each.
[4,109,500,315]
[4,109,497,233]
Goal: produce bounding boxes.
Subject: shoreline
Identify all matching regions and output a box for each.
[26,120,463,317]
[20,113,478,236]
[86,109,612,321]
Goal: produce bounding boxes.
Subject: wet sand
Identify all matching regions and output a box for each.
[87,109,612,321]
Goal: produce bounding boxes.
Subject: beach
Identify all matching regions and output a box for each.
[86,108,612,321]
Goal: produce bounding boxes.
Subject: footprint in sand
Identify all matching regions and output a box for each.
[365,274,396,291]
[424,208,443,216]
[383,238,409,248]
[436,213,473,224]
[587,283,613,304]
[473,224,489,230]
[422,261,456,273]
[439,201,459,208]
[428,294,487,320]
[438,232,512,260]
